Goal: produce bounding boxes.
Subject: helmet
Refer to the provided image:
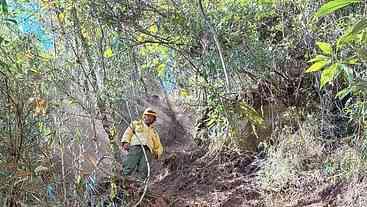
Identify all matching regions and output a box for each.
[143,108,157,117]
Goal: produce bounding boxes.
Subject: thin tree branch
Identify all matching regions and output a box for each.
[198,0,230,92]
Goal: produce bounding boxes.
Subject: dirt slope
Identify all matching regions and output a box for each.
[144,96,340,207]
[117,95,351,207]
[144,96,264,207]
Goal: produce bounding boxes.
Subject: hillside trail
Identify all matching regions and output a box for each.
[138,97,262,207]
[139,96,340,207]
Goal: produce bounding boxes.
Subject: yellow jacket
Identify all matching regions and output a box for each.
[121,120,163,159]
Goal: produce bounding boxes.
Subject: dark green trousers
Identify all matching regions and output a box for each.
[122,145,152,180]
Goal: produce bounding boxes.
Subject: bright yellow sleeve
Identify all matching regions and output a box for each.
[152,132,163,159]
[121,125,134,144]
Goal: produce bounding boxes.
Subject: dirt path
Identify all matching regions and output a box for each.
[139,96,354,207]
[145,103,331,207]
[145,101,264,206]
[150,149,262,207]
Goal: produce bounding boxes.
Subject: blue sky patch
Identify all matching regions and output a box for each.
[8,0,53,51]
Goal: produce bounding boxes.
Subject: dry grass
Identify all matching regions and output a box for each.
[336,177,367,206]
[256,113,367,206]
[257,118,323,192]
[326,146,367,178]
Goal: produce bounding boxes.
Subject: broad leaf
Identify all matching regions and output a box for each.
[320,63,339,88]
[351,18,367,35]
[315,0,360,18]
[316,42,332,55]
[340,64,353,83]
[338,18,367,47]
[308,55,328,63]
[337,30,356,47]
[336,87,352,100]
[305,60,328,73]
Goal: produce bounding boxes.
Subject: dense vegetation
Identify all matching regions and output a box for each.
[0,0,366,206]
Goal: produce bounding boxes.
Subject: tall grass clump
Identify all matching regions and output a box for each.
[257,116,324,192]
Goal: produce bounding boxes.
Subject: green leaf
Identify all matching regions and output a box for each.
[337,30,356,47]
[156,63,165,77]
[315,0,360,18]
[308,55,328,63]
[305,60,328,73]
[346,58,358,65]
[103,48,113,58]
[338,19,367,47]
[316,42,333,55]
[336,87,352,100]
[351,18,367,35]
[0,0,8,14]
[340,64,353,83]
[320,63,339,88]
